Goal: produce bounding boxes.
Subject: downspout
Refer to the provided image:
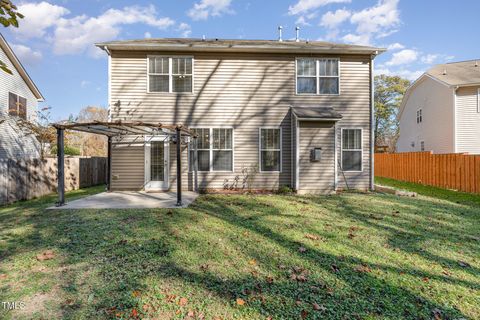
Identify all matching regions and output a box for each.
[369,52,377,191]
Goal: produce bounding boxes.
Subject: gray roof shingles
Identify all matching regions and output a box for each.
[427,60,480,86]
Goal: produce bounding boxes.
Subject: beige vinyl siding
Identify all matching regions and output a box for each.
[298,121,335,194]
[110,51,372,190]
[456,86,480,154]
[397,76,455,154]
[0,45,40,159]
[111,140,144,190]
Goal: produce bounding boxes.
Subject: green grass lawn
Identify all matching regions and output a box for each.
[0,187,479,319]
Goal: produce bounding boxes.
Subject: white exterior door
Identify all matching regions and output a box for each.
[145,137,169,191]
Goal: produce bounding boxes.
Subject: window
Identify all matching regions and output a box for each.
[416,108,422,123]
[190,128,210,171]
[477,88,480,113]
[420,141,425,151]
[8,92,27,119]
[342,129,362,172]
[212,128,233,171]
[260,128,281,171]
[296,58,339,95]
[189,128,233,172]
[148,56,193,93]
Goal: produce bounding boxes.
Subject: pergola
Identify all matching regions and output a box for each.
[52,121,198,207]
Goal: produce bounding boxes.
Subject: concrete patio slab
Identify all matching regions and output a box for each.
[48,191,199,209]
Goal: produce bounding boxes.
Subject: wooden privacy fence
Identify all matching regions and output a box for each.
[375,152,480,194]
[0,157,107,205]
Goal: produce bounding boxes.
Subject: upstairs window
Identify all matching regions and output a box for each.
[342,129,362,172]
[8,92,27,120]
[148,56,193,93]
[296,58,339,95]
[260,128,281,172]
[416,108,422,123]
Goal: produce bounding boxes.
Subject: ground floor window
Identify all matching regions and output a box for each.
[341,128,362,171]
[260,128,281,172]
[189,128,233,172]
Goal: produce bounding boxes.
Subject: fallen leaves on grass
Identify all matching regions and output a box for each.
[132,290,141,297]
[131,308,138,318]
[178,297,188,306]
[36,250,55,261]
[305,234,320,240]
[236,298,245,306]
[458,260,471,268]
[290,266,309,282]
[249,259,257,265]
[298,246,307,253]
[331,264,340,273]
[354,264,372,273]
[312,303,326,311]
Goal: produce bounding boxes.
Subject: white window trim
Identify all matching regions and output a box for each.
[295,57,340,96]
[258,127,283,173]
[340,128,363,173]
[477,88,480,113]
[147,55,194,94]
[188,127,234,173]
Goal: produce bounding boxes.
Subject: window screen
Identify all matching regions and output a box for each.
[296,58,339,94]
[342,129,362,171]
[212,128,233,171]
[148,57,193,93]
[260,128,281,171]
[189,128,210,172]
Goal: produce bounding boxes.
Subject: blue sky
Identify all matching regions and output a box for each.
[2,0,480,119]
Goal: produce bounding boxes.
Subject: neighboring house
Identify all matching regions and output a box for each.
[96,38,384,194]
[0,33,44,159]
[397,60,480,154]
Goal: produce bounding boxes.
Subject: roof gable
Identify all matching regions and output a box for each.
[0,33,44,101]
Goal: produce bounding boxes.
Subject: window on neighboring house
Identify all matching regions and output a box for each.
[260,128,281,172]
[8,92,27,120]
[148,56,193,93]
[296,58,339,95]
[416,108,422,123]
[189,128,233,172]
[477,88,480,113]
[342,129,362,172]
[420,141,425,151]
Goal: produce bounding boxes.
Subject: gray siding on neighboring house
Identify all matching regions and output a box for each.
[456,86,480,154]
[0,45,40,159]
[298,121,336,194]
[109,51,372,191]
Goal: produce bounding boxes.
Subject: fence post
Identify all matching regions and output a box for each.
[56,128,65,206]
[107,137,112,191]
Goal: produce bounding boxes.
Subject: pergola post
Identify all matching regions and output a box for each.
[176,127,182,206]
[193,135,198,192]
[107,136,112,191]
[56,128,65,206]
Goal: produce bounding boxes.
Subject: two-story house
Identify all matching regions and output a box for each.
[0,33,44,159]
[96,38,384,194]
[397,60,480,154]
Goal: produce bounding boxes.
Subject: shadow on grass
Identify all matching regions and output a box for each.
[0,191,477,319]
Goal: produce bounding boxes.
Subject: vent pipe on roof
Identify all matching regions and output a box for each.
[442,68,447,75]
[202,35,206,41]
[295,26,300,42]
[278,26,283,42]
[475,61,478,67]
